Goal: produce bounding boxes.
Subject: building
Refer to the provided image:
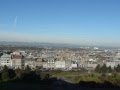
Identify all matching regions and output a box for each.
[36,58,43,68]
[55,61,65,69]
[86,59,98,70]
[106,60,116,68]
[65,60,72,70]
[0,54,12,68]
[43,57,55,69]
[106,52,120,68]
[11,51,23,69]
[71,60,78,69]
[24,58,37,69]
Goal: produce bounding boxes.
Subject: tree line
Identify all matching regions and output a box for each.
[0,65,50,82]
[95,64,120,73]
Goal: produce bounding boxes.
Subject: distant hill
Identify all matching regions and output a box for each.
[0,41,81,48]
[0,41,118,49]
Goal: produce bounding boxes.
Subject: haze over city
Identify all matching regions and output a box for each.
[0,0,120,47]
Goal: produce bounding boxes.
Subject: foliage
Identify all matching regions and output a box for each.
[101,64,108,73]
[8,69,16,79]
[95,64,101,73]
[1,66,10,81]
[40,73,50,80]
[95,64,113,73]
[0,66,120,87]
[15,68,24,79]
[107,66,112,73]
[24,65,31,74]
[114,64,120,72]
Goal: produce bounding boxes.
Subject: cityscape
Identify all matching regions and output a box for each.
[1,0,120,90]
[0,44,120,71]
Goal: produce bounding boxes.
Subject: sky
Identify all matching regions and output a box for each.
[0,0,120,47]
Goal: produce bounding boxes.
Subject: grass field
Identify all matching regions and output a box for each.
[43,71,120,86]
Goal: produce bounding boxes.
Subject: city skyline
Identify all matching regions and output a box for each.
[0,0,120,47]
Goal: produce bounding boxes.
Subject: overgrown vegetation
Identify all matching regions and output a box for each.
[1,65,120,87]
[0,65,49,82]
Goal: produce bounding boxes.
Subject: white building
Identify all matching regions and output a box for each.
[0,54,12,67]
[86,59,98,70]
[42,58,55,69]
[55,61,65,69]
[24,59,37,69]
[106,52,120,68]
[19,51,27,56]
[106,60,116,68]
[71,60,78,68]
[65,60,72,70]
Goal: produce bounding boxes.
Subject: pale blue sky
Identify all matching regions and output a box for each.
[0,0,120,46]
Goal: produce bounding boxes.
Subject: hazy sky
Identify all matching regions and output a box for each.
[0,0,120,46]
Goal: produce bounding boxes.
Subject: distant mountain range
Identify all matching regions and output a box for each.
[0,41,118,49]
[0,41,81,48]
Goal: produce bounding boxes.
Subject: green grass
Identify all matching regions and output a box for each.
[43,71,120,85]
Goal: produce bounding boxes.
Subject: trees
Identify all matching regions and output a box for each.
[95,64,101,73]
[1,65,10,81]
[40,73,50,80]
[114,64,120,73]
[95,64,112,73]
[101,64,108,73]
[24,65,31,74]
[107,66,112,73]
[0,52,3,57]
[15,68,24,79]
[8,69,16,79]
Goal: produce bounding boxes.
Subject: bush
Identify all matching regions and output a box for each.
[15,68,24,79]
[1,66,10,81]
[40,73,50,80]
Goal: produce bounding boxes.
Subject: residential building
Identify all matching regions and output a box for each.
[11,51,23,69]
[0,54,12,68]
[71,60,78,68]
[55,61,65,69]
[86,59,98,70]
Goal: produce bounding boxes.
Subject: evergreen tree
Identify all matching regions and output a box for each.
[108,66,112,73]
[114,64,120,72]
[101,64,107,73]
[1,65,10,81]
[0,53,3,57]
[95,64,101,73]
[24,65,31,74]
